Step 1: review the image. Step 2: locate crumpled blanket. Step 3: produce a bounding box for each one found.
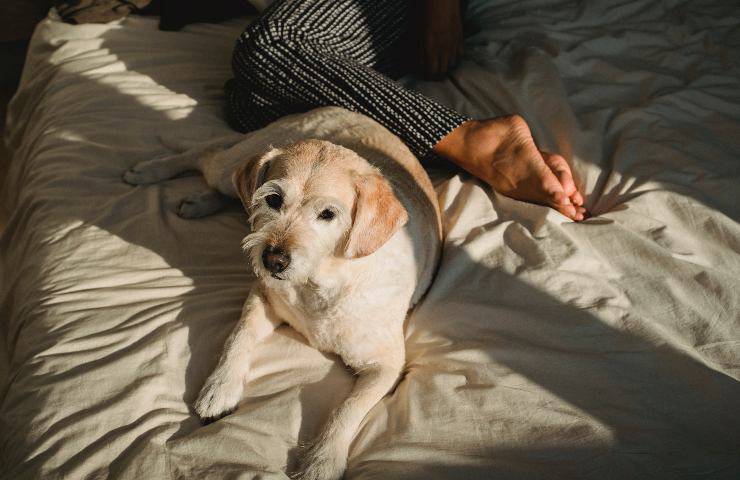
[1,1,739,479]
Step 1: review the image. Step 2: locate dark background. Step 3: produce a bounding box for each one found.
[0,1,255,229]
[0,1,53,231]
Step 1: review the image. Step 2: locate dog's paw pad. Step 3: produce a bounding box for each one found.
[177,197,212,219]
[177,199,199,218]
[123,166,156,185]
[122,168,141,185]
[193,377,244,421]
[199,407,236,425]
[177,192,225,219]
[294,442,347,480]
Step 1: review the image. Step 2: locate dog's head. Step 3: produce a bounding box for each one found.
[233,139,408,283]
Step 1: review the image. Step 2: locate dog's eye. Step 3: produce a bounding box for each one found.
[265,194,282,210]
[318,209,335,221]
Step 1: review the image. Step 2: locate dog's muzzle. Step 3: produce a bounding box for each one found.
[262,246,291,276]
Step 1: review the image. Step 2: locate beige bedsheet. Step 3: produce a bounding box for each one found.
[2,1,739,478]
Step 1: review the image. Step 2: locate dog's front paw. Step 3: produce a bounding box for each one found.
[294,439,348,480]
[193,373,245,422]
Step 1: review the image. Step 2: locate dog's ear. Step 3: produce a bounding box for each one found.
[344,172,408,259]
[232,148,281,211]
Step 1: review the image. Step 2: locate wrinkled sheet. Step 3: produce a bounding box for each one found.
[2,1,739,478]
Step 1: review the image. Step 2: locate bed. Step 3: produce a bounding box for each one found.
[1,1,739,478]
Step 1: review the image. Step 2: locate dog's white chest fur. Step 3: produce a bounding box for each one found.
[267,276,351,352]
[265,236,416,359]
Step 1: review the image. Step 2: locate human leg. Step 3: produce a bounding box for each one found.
[226,0,468,160]
[227,0,588,220]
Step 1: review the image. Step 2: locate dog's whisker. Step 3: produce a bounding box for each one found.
[253,182,282,200]
[247,209,265,226]
[240,234,261,253]
[249,250,263,275]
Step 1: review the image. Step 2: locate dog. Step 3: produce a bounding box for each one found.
[123,107,442,480]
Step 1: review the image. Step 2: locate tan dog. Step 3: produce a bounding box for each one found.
[124,107,442,480]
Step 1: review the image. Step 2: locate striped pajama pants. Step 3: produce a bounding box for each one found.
[225,0,469,160]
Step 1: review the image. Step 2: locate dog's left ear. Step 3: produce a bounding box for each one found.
[232,147,281,211]
[344,172,408,259]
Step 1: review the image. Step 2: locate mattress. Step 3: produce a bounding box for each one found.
[1,1,739,478]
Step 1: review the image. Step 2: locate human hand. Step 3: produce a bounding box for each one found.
[434,115,588,221]
[420,0,463,80]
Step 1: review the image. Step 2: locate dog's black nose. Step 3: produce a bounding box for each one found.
[262,246,290,274]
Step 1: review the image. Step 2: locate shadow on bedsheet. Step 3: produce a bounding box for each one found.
[98,8,740,479]
[389,248,740,480]
[6,26,739,480]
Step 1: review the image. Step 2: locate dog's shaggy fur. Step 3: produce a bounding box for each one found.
[124,107,442,480]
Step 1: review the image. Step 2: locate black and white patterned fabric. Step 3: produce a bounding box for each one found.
[226,0,469,160]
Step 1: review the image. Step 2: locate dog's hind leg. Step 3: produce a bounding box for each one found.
[123,133,245,185]
[157,132,244,155]
[296,342,405,480]
[123,151,201,185]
